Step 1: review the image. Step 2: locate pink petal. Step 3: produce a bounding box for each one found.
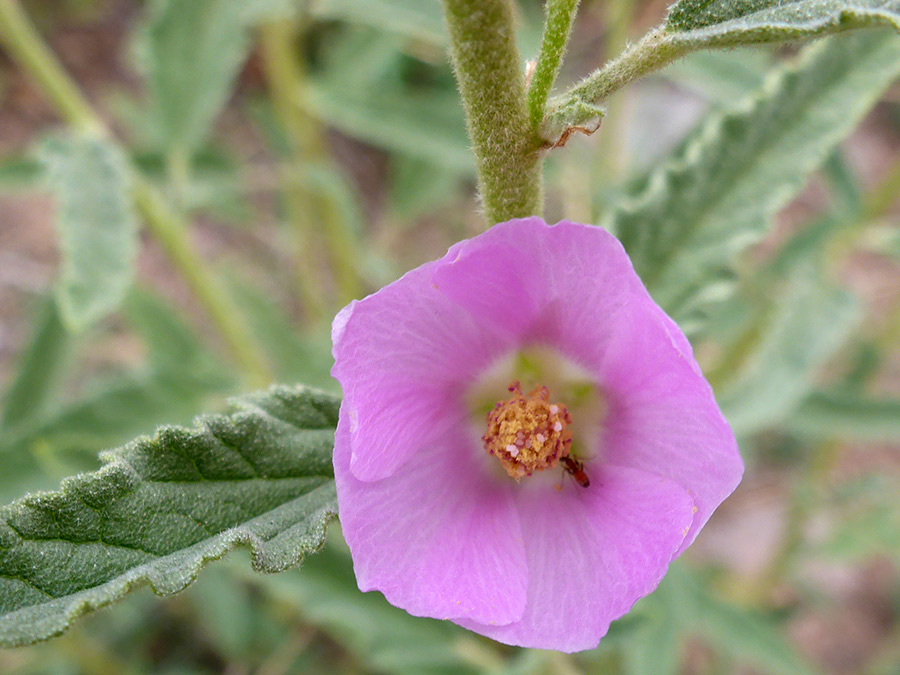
[456,465,695,651]
[598,295,743,552]
[332,255,513,482]
[432,218,741,548]
[333,403,528,625]
[433,218,638,352]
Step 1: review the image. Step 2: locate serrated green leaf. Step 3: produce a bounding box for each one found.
[718,268,861,437]
[0,385,340,647]
[41,135,138,332]
[787,391,900,440]
[667,0,900,46]
[607,30,900,333]
[0,298,70,434]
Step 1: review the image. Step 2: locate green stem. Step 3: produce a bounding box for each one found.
[131,180,272,385]
[260,21,362,311]
[527,0,581,131]
[0,0,272,386]
[545,27,690,137]
[260,21,328,320]
[442,0,543,225]
[0,0,97,133]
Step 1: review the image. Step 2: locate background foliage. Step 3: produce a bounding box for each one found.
[0,0,899,673]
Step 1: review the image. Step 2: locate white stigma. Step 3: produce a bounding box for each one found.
[506,444,519,457]
[550,405,559,414]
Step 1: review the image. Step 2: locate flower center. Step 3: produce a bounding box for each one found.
[482,381,572,480]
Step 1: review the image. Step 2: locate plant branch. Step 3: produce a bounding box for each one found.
[527,0,581,131]
[0,0,272,386]
[544,27,690,142]
[442,0,543,224]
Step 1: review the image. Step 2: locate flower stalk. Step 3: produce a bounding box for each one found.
[442,0,543,224]
[527,0,582,131]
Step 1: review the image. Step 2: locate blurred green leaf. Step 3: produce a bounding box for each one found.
[310,0,446,45]
[663,47,772,104]
[0,385,340,647]
[0,299,70,435]
[787,391,900,440]
[691,587,816,675]
[621,605,680,675]
[306,79,472,171]
[41,135,138,332]
[636,566,815,675]
[389,156,464,220]
[143,0,278,153]
[822,477,900,564]
[225,275,337,392]
[0,155,43,191]
[123,289,232,389]
[608,30,900,334]
[719,268,861,437]
[666,0,900,47]
[131,146,252,223]
[0,289,235,502]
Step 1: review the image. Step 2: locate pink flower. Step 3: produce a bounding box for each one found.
[331,217,742,652]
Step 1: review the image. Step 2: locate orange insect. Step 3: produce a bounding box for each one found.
[560,456,590,488]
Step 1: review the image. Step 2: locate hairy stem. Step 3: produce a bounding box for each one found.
[0,0,272,386]
[527,0,581,130]
[443,0,543,224]
[545,27,690,139]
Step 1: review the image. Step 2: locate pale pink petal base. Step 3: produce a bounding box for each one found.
[455,465,695,651]
[334,406,529,625]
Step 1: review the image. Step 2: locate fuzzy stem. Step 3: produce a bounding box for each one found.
[442,0,543,225]
[527,0,581,130]
[0,0,272,386]
[546,27,690,133]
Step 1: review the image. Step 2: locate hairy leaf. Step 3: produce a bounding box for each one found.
[606,30,900,333]
[0,385,340,647]
[667,0,900,47]
[42,136,138,332]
